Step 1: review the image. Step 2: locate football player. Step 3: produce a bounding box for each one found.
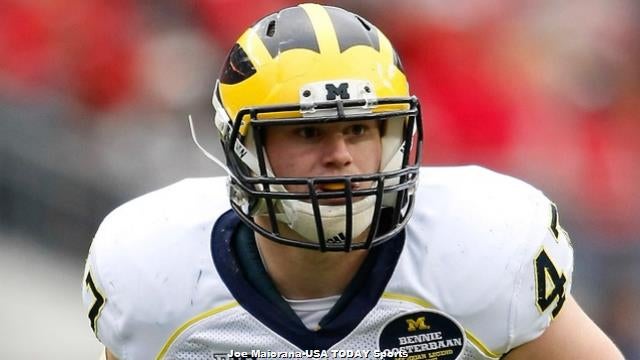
[83,3,622,359]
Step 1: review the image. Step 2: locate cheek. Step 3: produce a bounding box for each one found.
[264,134,287,175]
[355,140,382,171]
[265,146,285,175]
[266,144,312,177]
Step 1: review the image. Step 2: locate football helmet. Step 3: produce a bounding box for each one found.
[213,3,422,251]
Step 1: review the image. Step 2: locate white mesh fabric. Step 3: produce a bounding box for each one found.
[161,299,498,359]
[163,306,300,359]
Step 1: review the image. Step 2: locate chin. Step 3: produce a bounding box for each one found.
[318,196,368,206]
[318,199,348,206]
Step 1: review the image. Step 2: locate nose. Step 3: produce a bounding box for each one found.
[322,134,353,169]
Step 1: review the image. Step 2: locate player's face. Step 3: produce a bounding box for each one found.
[264,120,382,203]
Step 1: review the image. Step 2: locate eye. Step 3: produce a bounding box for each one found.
[296,126,320,139]
[348,124,368,136]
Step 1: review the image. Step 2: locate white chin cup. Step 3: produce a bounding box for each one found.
[275,195,376,244]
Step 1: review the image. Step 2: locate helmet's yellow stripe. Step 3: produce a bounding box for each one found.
[300,3,340,55]
[239,27,272,69]
[377,30,395,66]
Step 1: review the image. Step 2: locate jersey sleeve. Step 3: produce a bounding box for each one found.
[507,195,574,351]
[82,212,128,359]
[81,177,233,360]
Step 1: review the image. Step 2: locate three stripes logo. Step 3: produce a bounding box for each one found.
[326,232,346,244]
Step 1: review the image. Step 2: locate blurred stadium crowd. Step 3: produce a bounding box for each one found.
[1,0,639,358]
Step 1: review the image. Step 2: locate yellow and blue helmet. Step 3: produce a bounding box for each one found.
[213,3,422,251]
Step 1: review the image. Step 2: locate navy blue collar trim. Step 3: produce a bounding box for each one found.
[211,210,405,351]
[232,221,302,324]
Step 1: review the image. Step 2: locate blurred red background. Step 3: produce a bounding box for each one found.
[1,1,638,357]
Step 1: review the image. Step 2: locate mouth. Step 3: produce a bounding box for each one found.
[318,182,348,192]
[313,183,348,205]
[315,182,374,206]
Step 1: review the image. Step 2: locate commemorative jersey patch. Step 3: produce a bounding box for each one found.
[378,310,466,360]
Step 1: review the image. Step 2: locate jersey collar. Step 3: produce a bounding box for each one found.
[211,209,405,350]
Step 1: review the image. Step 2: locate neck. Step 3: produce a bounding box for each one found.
[255,233,369,300]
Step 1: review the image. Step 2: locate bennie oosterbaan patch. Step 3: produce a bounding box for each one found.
[378,310,466,360]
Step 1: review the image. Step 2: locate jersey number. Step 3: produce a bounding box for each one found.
[85,271,105,334]
[534,249,566,317]
[549,203,572,246]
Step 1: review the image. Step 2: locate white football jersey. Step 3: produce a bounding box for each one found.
[82,166,573,360]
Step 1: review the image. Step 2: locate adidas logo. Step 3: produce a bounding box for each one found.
[326,232,346,244]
